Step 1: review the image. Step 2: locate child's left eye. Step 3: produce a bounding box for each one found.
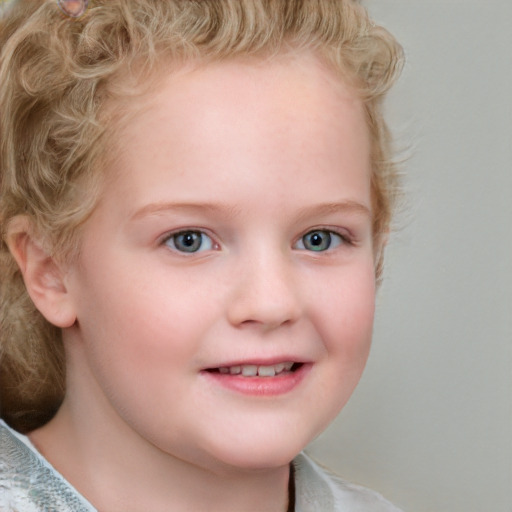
[295,229,346,252]
[163,230,214,253]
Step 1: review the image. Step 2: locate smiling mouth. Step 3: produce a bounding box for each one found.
[206,362,303,378]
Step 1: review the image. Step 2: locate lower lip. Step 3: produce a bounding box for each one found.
[202,364,311,396]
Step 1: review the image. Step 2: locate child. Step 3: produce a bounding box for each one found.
[0,0,403,510]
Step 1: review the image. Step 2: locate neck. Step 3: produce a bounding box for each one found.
[29,397,291,512]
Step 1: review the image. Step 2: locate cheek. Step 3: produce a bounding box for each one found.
[314,264,376,351]
[77,284,191,367]
[297,266,376,440]
[70,255,222,400]
[70,270,200,424]
[312,266,376,412]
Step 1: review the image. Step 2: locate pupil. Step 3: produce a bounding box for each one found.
[305,230,330,251]
[311,233,323,246]
[183,233,195,246]
[174,231,201,252]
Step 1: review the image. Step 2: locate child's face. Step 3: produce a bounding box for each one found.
[63,53,376,472]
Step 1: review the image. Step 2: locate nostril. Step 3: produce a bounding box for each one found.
[237,315,297,331]
[226,265,301,330]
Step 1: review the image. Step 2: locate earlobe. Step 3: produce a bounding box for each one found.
[6,216,77,328]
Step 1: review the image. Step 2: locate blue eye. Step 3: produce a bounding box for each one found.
[164,231,214,253]
[296,230,344,252]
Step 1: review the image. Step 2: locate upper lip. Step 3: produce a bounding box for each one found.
[204,357,308,369]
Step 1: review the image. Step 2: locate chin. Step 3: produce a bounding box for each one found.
[216,448,299,472]
[201,428,314,472]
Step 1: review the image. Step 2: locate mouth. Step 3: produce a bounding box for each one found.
[202,361,310,396]
[205,362,304,378]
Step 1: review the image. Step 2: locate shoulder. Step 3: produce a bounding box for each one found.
[0,420,96,512]
[293,452,403,512]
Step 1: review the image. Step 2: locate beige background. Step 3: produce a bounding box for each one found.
[307,1,512,511]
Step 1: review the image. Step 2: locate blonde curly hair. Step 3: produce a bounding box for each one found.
[0,0,403,432]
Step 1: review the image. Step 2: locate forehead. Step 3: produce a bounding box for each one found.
[102,52,371,214]
[112,50,366,143]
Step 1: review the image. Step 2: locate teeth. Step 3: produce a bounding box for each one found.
[241,365,258,377]
[218,362,296,377]
[274,363,285,373]
[258,365,276,377]
[229,365,241,375]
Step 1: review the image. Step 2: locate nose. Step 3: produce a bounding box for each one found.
[226,251,302,331]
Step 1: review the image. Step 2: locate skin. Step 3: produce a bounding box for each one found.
[11,52,377,511]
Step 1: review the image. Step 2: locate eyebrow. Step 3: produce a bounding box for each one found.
[130,200,371,221]
[130,201,243,221]
[294,201,372,222]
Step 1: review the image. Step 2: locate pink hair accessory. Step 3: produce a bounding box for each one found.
[57,0,89,18]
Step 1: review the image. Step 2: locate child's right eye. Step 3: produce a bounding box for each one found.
[163,230,215,253]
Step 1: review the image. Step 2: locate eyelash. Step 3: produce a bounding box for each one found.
[294,228,353,252]
[162,230,217,254]
[161,227,353,255]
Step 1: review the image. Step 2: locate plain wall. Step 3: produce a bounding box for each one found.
[307,2,512,511]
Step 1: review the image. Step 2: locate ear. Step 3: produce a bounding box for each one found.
[6,216,76,328]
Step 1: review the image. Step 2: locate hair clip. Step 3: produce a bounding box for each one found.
[57,0,89,18]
